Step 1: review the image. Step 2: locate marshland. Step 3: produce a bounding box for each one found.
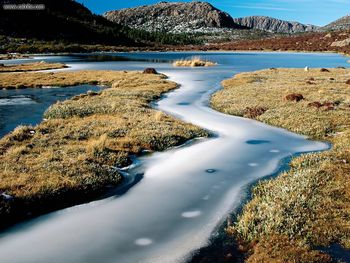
[0,52,348,263]
[214,68,350,262]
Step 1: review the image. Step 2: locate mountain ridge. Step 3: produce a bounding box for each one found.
[232,16,318,34]
[104,2,319,34]
[321,14,350,31]
[104,1,244,34]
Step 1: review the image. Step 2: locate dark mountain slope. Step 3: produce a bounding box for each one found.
[0,0,136,45]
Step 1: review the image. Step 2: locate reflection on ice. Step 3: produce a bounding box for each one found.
[0,95,36,106]
[246,139,270,145]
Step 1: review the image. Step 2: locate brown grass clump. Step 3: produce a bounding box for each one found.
[173,57,216,67]
[212,68,350,261]
[243,106,268,119]
[0,70,208,227]
[285,93,304,102]
[307,101,323,108]
[0,61,67,73]
[306,80,315,85]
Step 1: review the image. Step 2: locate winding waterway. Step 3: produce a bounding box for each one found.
[0,52,348,263]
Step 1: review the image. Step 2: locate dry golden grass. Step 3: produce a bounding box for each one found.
[0,70,208,226]
[0,54,31,60]
[244,235,332,263]
[0,61,67,73]
[212,68,350,261]
[0,70,145,89]
[173,56,216,67]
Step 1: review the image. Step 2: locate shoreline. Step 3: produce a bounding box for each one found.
[189,145,334,262]
[1,30,350,58]
[0,61,68,73]
[0,69,208,229]
[207,67,350,262]
[0,49,346,58]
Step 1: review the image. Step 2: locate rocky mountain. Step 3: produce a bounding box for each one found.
[321,14,350,31]
[233,16,318,34]
[104,1,243,34]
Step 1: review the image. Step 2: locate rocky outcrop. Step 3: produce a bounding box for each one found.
[331,37,350,47]
[104,1,242,33]
[321,15,350,31]
[233,16,318,34]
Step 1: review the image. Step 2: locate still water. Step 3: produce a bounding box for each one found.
[0,52,348,263]
[0,85,102,137]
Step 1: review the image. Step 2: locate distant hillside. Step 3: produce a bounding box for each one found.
[0,0,139,45]
[104,1,244,34]
[199,31,350,55]
[233,16,318,34]
[0,0,199,47]
[321,15,350,31]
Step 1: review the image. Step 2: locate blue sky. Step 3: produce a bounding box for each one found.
[77,0,349,26]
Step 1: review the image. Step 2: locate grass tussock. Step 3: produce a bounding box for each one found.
[212,68,350,261]
[0,70,208,226]
[173,56,216,67]
[0,61,67,73]
[0,70,155,89]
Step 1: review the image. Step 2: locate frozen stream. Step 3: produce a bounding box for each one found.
[0,52,348,263]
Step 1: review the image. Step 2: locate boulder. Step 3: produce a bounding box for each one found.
[143,68,158,74]
[331,37,350,47]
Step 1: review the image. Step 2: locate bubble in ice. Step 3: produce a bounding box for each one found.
[270,149,280,153]
[248,163,259,167]
[135,238,153,246]
[182,210,202,218]
[202,195,210,201]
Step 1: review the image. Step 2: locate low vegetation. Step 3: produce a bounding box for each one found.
[0,62,67,72]
[0,70,208,227]
[212,68,350,262]
[0,70,161,89]
[205,30,350,54]
[0,53,31,60]
[173,57,216,67]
